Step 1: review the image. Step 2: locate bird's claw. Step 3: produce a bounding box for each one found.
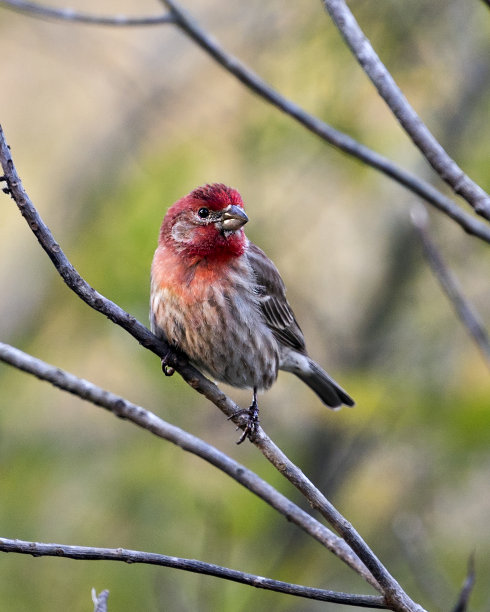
[161,352,175,377]
[229,398,260,445]
[0,175,11,195]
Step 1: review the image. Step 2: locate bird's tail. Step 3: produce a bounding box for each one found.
[296,358,354,409]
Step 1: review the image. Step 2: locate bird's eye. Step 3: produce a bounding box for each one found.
[198,207,210,219]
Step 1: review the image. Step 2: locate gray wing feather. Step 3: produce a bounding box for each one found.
[247,243,306,353]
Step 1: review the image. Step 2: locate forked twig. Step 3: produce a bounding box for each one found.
[92,589,109,612]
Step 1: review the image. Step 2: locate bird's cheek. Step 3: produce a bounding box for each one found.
[171,219,194,244]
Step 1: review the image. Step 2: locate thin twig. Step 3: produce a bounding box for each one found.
[0,341,378,590]
[0,0,175,26]
[0,126,424,612]
[322,0,490,219]
[0,538,386,608]
[92,589,109,612]
[158,0,490,244]
[411,205,490,364]
[451,554,475,612]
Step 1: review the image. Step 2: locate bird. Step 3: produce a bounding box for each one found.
[150,183,354,442]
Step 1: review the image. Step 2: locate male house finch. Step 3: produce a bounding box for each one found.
[151,183,354,442]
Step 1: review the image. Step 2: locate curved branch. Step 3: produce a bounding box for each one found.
[0,341,378,590]
[159,0,490,244]
[411,206,490,364]
[322,0,490,219]
[0,0,175,26]
[0,125,424,612]
[0,538,386,608]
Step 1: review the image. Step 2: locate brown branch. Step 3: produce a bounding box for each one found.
[0,125,425,612]
[0,340,377,589]
[411,205,490,365]
[0,0,175,26]
[159,0,490,244]
[322,0,490,219]
[0,538,386,608]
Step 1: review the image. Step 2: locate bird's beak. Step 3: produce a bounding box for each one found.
[221,205,249,231]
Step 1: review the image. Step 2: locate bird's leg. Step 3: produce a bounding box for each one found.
[230,387,260,445]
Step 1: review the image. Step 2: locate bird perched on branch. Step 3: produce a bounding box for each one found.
[150,183,354,442]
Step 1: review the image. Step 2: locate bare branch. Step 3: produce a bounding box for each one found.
[159,0,490,244]
[0,538,386,608]
[0,0,174,26]
[451,555,475,612]
[0,126,424,612]
[0,340,378,589]
[411,205,490,365]
[92,589,109,612]
[322,0,490,219]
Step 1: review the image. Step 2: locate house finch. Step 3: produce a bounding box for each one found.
[151,183,354,442]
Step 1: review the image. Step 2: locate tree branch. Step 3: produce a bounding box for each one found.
[0,125,424,612]
[0,538,386,608]
[0,0,175,26]
[322,0,490,219]
[411,205,490,365]
[0,340,378,590]
[159,0,490,244]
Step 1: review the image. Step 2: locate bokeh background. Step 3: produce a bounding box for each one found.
[0,1,489,610]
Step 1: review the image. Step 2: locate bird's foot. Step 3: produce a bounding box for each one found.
[229,391,260,445]
[0,175,11,195]
[161,351,175,377]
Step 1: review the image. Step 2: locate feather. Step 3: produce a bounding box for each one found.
[247,243,306,352]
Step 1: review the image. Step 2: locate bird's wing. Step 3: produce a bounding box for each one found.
[247,242,306,353]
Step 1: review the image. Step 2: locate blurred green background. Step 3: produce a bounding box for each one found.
[0,1,489,610]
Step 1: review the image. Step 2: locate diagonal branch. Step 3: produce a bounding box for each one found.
[411,205,490,365]
[0,0,175,26]
[322,0,490,219]
[0,125,424,612]
[0,538,386,608]
[159,0,490,244]
[0,341,378,590]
